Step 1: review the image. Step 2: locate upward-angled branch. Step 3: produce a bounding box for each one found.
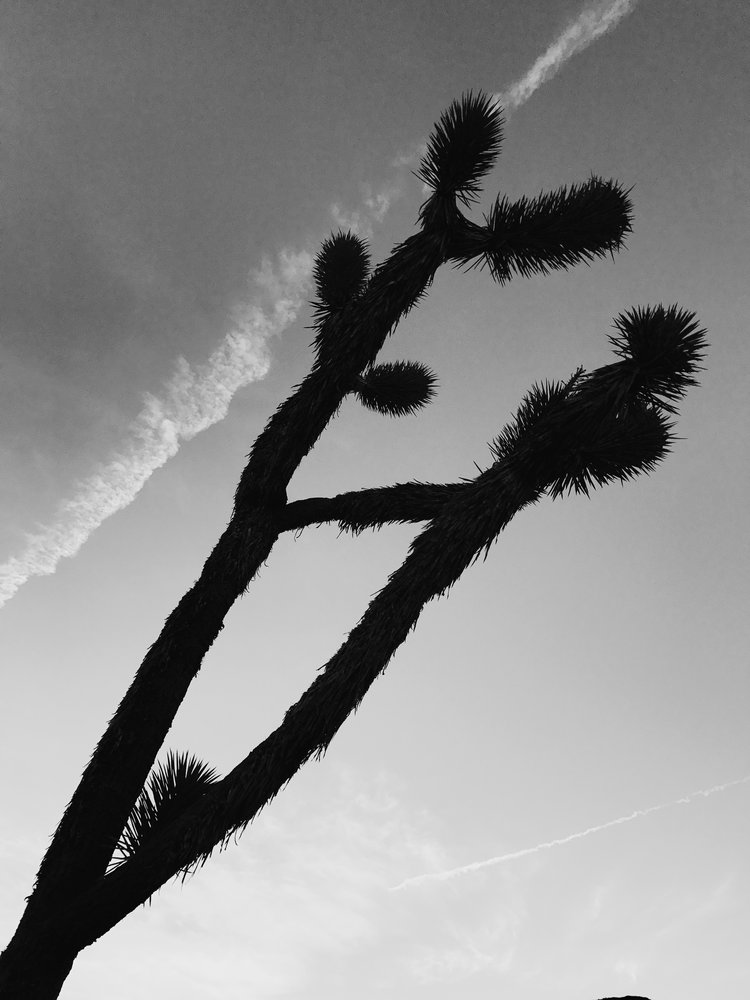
[29,163,450,909]
[3,91,658,1000]
[31,92,633,907]
[52,306,705,947]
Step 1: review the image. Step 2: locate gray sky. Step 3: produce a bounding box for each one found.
[1,1,749,997]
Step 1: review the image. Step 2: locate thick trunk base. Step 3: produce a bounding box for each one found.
[0,929,78,1000]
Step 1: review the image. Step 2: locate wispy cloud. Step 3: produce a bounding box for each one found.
[613,956,641,987]
[492,0,640,115]
[391,775,750,890]
[0,249,313,608]
[408,909,520,984]
[59,765,445,999]
[331,181,404,239]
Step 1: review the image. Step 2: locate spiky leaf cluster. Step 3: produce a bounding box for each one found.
[492,377,674,499]
[607,304,708,413]
[311,231,371,320]
[355,360,437,416]
[547,402,673,498]
[109,751,218,872]
[489,373,582,463]
[416,91,504,210]
[488,303,700,499]
[479,177,633,284]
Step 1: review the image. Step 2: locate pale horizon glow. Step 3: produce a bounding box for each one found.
[391,775,750,891]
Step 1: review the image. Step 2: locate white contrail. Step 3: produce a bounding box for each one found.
[0,249,313,608]
[493,0,640,115]
[391,775,750,891]
[390,0,641,180]
[1,0,638,608]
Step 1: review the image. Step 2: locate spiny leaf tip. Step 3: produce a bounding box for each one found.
[312,230,371,314]
[417,90,504,208]
[355,360,438,416]
[479,176,633,284]
[609,304,708,412]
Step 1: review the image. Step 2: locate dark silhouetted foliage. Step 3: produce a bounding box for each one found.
[0,90,706,1000]
[355,360,438,416]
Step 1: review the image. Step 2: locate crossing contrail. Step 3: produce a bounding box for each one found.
[390,775,750,891]
[0,0,640,608]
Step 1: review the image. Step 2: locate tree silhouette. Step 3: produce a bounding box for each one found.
[0,92,705,998]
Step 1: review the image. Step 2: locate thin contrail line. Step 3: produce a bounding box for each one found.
[390,775,750,891]
[0,0,640,608]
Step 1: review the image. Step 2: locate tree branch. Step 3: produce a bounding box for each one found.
[63,457,543,946]
[278,482,471,534]
[63,344,680,943]
[30,223,452,905]
[27,100,633,921]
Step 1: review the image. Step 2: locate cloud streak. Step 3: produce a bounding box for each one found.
[391,775,750,890]
[492,0,640,114]
[0,249,313,608]
[331,181,404,240]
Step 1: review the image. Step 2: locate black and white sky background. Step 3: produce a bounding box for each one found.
[1,1,749,997]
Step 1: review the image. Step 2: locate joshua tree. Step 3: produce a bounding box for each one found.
[0,92,705,998]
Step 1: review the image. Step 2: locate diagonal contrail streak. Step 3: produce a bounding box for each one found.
[390,775,750,891]
[0,0,641,608]
[493,0,640,115]
[0,250,313,608]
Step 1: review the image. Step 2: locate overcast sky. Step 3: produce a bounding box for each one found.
[1,1,748,997]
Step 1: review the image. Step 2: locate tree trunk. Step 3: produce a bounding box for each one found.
[0,922,79,1000]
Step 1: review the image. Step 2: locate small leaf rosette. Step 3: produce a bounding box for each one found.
[110,750,218,871]
[608,304,708,413]
[355,360,437,416]
[312,230,371,318]
[416,90,505,208]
